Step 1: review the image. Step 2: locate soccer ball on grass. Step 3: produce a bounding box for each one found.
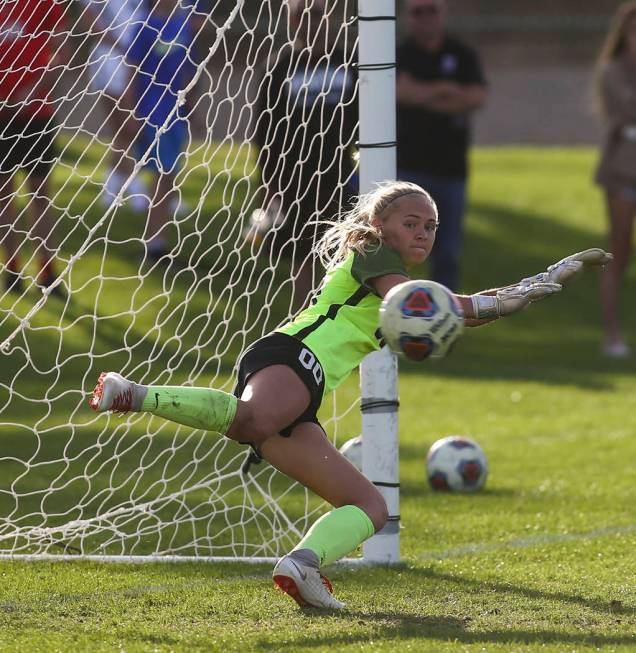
[426,436,488,492]
[380,280,464,361]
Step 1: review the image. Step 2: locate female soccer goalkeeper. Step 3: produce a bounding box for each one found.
[89,181,611,609]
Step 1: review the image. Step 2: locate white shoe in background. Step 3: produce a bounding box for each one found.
[602,340,631,358]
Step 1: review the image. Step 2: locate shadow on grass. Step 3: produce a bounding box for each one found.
[412,566,636,616]
[254,563,635,649]
[258,615,636,649]
[403,347,628,391]
[253,560,635,648]
[3,559,633,649]
[465,199,606,283]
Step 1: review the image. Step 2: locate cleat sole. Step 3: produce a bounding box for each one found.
[273,572,338,609]
[89,372,107,411]
[273,575,311,608]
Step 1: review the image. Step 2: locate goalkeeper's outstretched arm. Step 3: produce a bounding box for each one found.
[455,281,562,327]
[370,274,562,327]
[456,248,613,327]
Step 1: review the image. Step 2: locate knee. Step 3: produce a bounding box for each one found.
[358,492,388,533]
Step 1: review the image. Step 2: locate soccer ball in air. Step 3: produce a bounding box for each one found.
[426,436,488,492]
[339,435,362,471]
[379,280,464,361]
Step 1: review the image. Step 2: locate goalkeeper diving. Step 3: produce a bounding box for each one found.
[89,181,611,610]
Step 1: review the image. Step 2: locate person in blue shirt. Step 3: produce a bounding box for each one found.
[127,0,197,262]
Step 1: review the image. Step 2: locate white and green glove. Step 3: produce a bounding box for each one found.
[520,248,613,287]
[471,282,562,319]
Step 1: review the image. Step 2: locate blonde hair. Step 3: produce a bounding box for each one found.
[593,1,636,116]
[316,180,437,269]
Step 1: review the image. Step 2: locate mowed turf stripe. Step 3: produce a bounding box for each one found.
[419,524,636,560]
[0,570,272,612]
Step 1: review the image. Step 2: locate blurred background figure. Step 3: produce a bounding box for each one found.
[127,0,197,263]
[0,0,66,295]
[79,0,148,210]
[593,0,636,359]
[252,0,357,310]
[396,0,487,291]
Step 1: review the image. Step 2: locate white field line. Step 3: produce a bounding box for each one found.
[2,525,634,610]
[418,524,636,561]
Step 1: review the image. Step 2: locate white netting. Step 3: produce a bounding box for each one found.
[0,0,359,558]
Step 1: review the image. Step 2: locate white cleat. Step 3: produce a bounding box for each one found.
[88,372,137,413]
[272,555,345,610]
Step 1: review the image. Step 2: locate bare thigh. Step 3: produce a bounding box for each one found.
[226,364,311,444]
[260,422,387,531]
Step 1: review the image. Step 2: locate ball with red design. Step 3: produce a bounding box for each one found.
[426,436,488,492]
[379,280,464,361]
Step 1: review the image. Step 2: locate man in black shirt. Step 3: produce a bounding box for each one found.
[253,0,357,309]
[397,0,487,291]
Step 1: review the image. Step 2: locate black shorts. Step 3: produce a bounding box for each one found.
[0,116,57,176]
[234,332,325,437]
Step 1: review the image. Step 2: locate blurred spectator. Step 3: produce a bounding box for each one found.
[396,0,487,291]
[593,1,636,358]
[252,0,357,310]
[127,0,197,262]
[0,0,66,294]
[78,0,148,209]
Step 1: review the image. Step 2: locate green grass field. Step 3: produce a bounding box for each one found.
[0,147,635,652]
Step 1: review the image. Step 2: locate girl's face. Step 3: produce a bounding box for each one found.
[375,194,438,268]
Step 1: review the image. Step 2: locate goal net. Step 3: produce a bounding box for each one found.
[0,0,370,560]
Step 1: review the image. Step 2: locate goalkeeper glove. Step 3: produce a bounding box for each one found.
[520,248,613,287]
[471,282,562,319]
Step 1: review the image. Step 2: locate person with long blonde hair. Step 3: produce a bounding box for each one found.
[593,1,636,357]
[88,181,609,609]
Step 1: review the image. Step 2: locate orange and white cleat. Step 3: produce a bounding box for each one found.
[273,555,344,609]
[89,372,139,413]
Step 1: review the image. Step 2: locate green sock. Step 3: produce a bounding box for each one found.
[141,386,237,434]
[293,505,375,567]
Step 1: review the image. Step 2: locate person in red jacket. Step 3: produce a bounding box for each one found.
[0,0,66,295]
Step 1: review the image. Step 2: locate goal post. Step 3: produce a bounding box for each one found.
[358,0,400,564]
[0,0,399,564]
